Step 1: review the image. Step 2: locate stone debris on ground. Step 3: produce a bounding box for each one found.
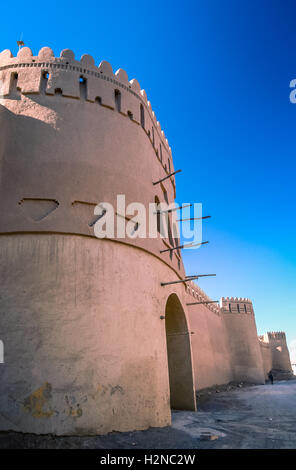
[200,433,219,441]
[196,381,253,403]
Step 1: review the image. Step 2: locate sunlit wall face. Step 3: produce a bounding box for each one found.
[0,0,294,379]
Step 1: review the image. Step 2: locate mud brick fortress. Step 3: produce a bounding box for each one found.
[0,46,293,436]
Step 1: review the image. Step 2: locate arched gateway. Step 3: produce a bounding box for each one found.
[165,294,196,411]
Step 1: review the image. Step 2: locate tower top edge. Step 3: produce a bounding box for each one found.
[0,47,172,154]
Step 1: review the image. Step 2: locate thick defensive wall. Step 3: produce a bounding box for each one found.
[0,45,292,436]
[0,46,197,435]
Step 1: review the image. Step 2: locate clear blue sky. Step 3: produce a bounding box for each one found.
[1,0,295,357]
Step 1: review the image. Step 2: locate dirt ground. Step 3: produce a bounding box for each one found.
[1,379,296,449]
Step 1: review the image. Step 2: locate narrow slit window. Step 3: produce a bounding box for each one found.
[155,196,161,234]
[11,72,20,93]
[79,76,87,99]
[168,216,174,247]
[41,71,49,93]
[140,104,145,128]
[163,190,169,204]
[115,89,121,112]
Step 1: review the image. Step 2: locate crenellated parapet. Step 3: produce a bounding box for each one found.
[0,46,172,170]
[186,281,221,316]
[267,331,287,340]
[258,331,287,345]
[220,296,254,314]
[185,289,256,317]
[264,331,292,372]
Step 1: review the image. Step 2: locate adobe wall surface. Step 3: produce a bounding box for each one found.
[221,299,265,384]
[0,233,197,435]
[259,338,273,379]
[266,332,292,372]
[0,47,179,268]
[186,284,233,390]
[0,46,193,434]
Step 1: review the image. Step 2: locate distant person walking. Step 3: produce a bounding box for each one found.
[268,370,274,385]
